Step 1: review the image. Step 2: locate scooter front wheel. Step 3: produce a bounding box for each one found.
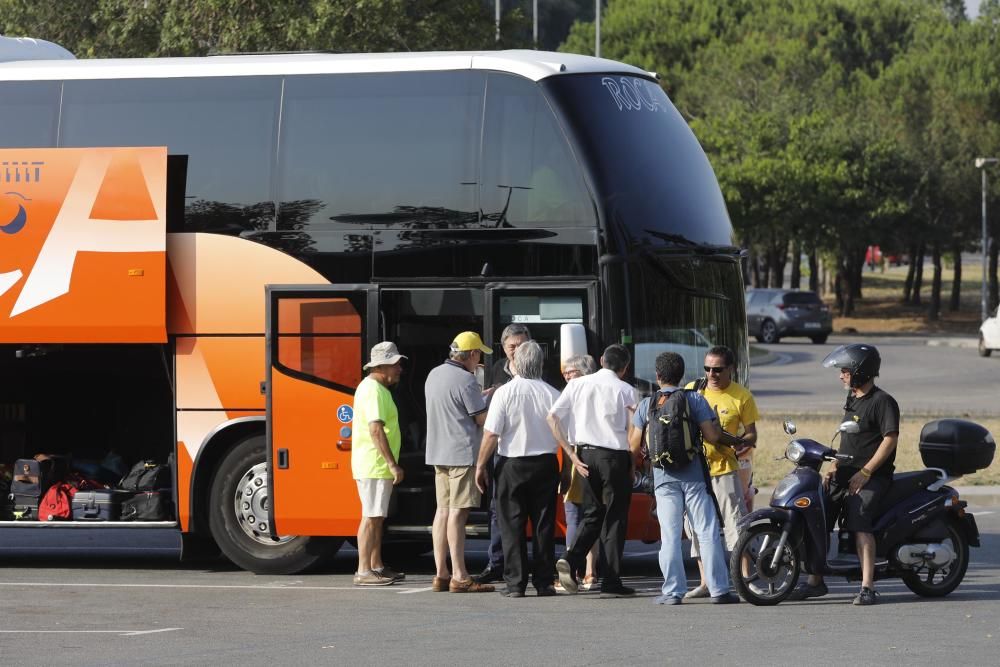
[730,523,801,605]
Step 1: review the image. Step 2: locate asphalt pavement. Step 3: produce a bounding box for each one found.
[0,500,997,666]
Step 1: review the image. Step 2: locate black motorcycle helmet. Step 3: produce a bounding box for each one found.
[822,343,881,388]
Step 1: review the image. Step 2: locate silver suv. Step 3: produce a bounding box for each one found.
[745,288,832,344]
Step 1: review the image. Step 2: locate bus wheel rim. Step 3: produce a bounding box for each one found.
[234,462,294,546]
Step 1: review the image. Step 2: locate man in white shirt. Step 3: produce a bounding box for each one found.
[476,341,573,597]
[547,344,638,598]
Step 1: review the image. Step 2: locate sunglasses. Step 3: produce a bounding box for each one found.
[704,366,728,374]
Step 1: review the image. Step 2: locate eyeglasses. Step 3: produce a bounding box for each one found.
[704,366,727,374]
[563,370,582,380]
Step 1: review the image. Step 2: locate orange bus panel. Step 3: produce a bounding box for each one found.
[0,147,166,343]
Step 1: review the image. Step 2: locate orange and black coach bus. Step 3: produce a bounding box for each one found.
[0,37,748,573]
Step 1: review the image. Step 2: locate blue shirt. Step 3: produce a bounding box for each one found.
[633,387,716,485]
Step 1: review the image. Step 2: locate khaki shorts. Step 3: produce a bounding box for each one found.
[434,465,480,509]
[687,471,748,556]
[355,478,393,518]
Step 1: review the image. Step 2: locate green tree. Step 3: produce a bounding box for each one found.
[0,0,529,57]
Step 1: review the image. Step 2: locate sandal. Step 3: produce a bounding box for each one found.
[580,575,597,591]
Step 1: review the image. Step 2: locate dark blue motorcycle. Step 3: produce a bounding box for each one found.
[730,418,994,605]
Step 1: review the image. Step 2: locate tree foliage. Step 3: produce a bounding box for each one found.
[562,0,1000,316]
[0,0,530,56]
[3,0,1000,315]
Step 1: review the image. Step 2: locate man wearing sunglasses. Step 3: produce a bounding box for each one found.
[682,345,759,599]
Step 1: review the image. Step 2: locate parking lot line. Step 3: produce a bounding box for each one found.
[0,581,397,592]
[397,586,433,594]
[0,628,182,636]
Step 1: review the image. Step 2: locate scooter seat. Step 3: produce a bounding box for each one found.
[876,469,941,515]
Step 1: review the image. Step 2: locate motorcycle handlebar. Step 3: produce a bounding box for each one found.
[827,453,854,462]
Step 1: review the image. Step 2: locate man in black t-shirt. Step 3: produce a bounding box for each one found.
[788,343,899,606]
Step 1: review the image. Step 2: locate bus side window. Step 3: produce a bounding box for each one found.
[481,73,594,229]
[0,81,60,148]
[59,76,280,235]
[277,71,484,231]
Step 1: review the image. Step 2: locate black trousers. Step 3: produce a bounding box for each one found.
[496,453,559,592]
[565,447,632,589]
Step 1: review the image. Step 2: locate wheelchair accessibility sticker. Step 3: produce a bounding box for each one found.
[337,404,353,423]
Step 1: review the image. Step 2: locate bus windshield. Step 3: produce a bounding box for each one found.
[627,254,748,389]
[543,73,734,249]
[543,73,747,388]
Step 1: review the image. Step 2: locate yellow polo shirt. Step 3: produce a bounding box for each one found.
[684,380,759,477]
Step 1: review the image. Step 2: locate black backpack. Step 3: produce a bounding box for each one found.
[119,461,171,492]
[644,389,702,470]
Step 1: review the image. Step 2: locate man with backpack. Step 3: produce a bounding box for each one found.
[630,351,740,605]
[682,345,758,599]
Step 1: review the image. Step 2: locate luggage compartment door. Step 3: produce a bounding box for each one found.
[0,147,168,343]
[265,285,375,536]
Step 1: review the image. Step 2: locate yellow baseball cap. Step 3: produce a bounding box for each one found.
[451,331,493,354]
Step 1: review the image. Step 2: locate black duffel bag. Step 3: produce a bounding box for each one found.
[120,491,174,521]
[119,461,171,492]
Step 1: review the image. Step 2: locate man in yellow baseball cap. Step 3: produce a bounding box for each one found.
[424,330,495,593]
[451,331,493,355]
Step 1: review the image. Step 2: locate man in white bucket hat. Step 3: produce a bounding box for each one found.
[352,341,406,586]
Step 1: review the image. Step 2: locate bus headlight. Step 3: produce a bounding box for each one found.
[785,441,806,463]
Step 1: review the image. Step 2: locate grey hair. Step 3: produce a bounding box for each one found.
[449,349,476,362]
[500,323,532,346]
[564,354,597,375]
[512,341,544,380]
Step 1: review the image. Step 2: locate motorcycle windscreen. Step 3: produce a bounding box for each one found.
[0,147,167,343]
[267,288,369,536]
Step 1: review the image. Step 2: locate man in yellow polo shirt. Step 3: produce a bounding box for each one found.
[352,341,406,587]
[683,345,759,598]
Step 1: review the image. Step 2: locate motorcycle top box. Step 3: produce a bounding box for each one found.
[919,419,996,475]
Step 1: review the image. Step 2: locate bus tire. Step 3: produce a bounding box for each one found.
[208,434,343,574]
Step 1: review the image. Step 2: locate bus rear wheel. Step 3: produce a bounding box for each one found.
[208,434,342,574]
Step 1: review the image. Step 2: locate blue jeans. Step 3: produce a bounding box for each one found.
[564,501,583,552]
[654,477,731,599]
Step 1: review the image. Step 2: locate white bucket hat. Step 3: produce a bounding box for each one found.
[363,341,407,370]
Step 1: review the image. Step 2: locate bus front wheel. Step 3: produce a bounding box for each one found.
[208,434,342,574]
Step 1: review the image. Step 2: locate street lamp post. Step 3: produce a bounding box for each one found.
[533,0,538,49]
[975,157,999,322]
[595,0,601,58]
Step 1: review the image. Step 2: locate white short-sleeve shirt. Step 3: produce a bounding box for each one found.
[484,377,561,457]
[548,368,637,451]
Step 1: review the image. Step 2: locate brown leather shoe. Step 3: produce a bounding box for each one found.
[449,578,495,593]
[431,576,451,592]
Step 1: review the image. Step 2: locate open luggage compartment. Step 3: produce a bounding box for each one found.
[0,343,175,525]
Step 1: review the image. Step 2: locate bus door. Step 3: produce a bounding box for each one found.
[485,282,659,541]
[484,282,598,385]
[265,285,376,536]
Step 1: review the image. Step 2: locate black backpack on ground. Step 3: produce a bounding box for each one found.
[644,389,702,470]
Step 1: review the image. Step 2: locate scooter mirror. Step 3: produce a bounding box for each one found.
[838,420,861,434]
[783,420,797,435]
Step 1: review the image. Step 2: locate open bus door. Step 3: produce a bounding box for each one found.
[265,285,376,537]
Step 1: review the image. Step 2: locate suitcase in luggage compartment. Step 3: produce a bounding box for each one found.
[119,461,172,492]
[71,489,130,521]
[11,457,55,498]
[10,493,39,520]
[120,491,174,521]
